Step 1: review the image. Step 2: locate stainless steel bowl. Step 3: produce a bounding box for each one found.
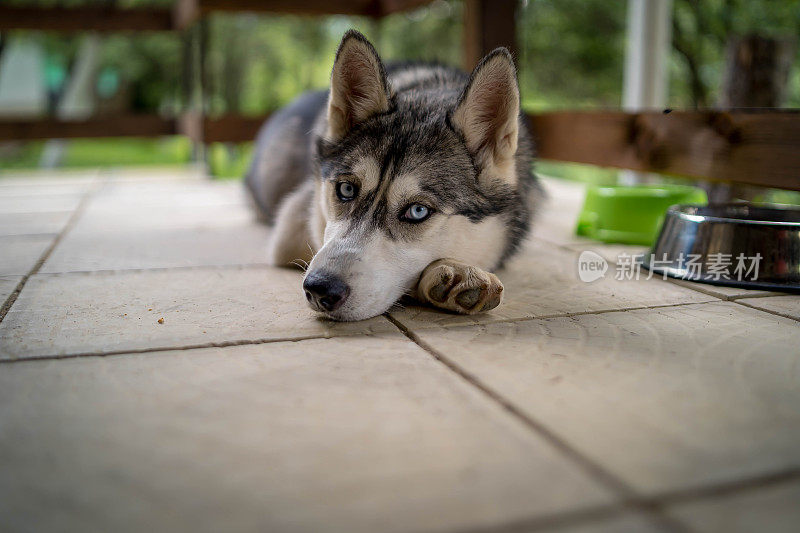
[642,203,800,292]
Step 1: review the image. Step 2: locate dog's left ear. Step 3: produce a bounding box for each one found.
[451,48,520,183]
[326,30,391,141]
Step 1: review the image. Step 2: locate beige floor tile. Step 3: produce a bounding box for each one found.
[532,177,587,246]
[41,223,273,272]
[75,201,258,233]
[0,276,22,303]
[564,242,650,266]
[0,193,84,214]
[0,235,53,275]
[0,169,102,186]
[106,164,205,182]
[0,182,94,197]
[563,244,782,300]
[665,278,782,300]
[667,480,800,533]
[0,211,72,236]
[0,336,614,533]
[536,512,664,533]
[0,173,92,217]
[0,267,395,360]
[390,239,712,329]
[40,183,265,272]
[92,179,246,209]
[406,302,800,495]
[738,295,800,321]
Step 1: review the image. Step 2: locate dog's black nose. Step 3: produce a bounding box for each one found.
[303,271,350,312]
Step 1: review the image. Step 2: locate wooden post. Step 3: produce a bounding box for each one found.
[198,17,210,169]
[620,0,672,185]
[462,0,517,71]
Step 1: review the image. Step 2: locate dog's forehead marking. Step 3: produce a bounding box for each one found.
[386,172,423,202]
[351,156,380,192]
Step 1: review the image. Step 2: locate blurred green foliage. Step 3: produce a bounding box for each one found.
[518,0,626,110]
[204,4,463,116]
[671,0,800,108]
[208,142,253,179]
[536,161,620,187]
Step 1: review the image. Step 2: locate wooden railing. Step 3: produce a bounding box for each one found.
[3,111,797,191]
[527,110,800,191]
[1,1,798,191]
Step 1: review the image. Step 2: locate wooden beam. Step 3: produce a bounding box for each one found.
[177,114,269,144]
[0,6,174,32]
[463,0,517,71]
[528,110,800,191]
[378,0,438,16]
[0,0,438,32]
[0,114,267,144]
[203,115,270,143]
[0,116,176,141]
[196,0,435,17]
[197,0,378,17]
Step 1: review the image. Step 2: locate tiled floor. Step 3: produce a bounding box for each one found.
[1,168,798,533]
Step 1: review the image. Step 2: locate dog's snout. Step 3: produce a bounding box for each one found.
[303,271,350,313]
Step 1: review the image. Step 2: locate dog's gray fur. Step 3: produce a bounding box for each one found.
[246,30,541,321]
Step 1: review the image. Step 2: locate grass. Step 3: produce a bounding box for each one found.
[0,138,256,180]
[63,137,192,167]
[0,137,192,172]
[536,160,619,186]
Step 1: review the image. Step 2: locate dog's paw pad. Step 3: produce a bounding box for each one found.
[455,287,482,310]
[418,260,503,315]
[480,285,503,312]
[428,271,461,303]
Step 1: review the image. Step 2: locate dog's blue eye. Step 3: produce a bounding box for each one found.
[336,181,357,201]
[402,203,431,222]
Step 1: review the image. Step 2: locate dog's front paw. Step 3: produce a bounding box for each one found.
[416,259,503,315]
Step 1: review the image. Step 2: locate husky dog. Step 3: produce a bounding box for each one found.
[246,30,540,321]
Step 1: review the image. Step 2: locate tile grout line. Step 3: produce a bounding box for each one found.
[444,502,634,533]
[0,301,718,364]
[0,232,60,240]
[646,466,800,506]
[384,314,693,533]
[0,330,382,364]
[452,466,800,533]
[0,174,105,325]
[533,236,791,303]
[728,292,790,301]
[389,299,721,333]
[732,299,800,323]
[6,312,796,530]
[32,262,284,277]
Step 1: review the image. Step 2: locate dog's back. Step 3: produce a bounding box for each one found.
[245,89,328,222]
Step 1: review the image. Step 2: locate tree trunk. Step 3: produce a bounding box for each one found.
[708,34,795,203]
[720,34,794,108]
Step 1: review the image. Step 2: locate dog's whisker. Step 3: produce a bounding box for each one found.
[290,259,309,272]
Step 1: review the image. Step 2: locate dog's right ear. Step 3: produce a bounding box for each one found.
[326,30,390,141]
[451,48,520,184]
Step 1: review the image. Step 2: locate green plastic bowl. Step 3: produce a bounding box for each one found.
[575,184,708,246]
